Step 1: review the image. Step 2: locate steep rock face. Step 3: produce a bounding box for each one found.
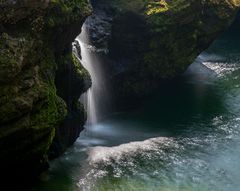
[92,0,240,105]
[0,0,91,176]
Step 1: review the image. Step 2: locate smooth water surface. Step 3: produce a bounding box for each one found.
[33,24,240,191]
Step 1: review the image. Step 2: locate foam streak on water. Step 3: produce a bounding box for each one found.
[77,116,240,191]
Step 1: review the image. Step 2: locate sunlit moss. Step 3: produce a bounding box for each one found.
[230,0,240,6]
[145,0,169,16]
[46,0,91,28]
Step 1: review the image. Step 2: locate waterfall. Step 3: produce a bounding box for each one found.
[74,19,110,126]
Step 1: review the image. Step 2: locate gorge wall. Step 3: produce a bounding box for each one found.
[0,0,91,176]
[0,0,239,178]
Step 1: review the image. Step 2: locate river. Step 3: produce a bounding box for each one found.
[33,21,240,191]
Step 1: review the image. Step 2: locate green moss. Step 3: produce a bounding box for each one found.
[0,33,28,81]
[30,87,67,130]
[58,52,91,85]
[72,53,91,82]
[145,0,169,15]
[46,0,91,28]
[28,42,67,144]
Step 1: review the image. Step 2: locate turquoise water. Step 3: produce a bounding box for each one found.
[33,24,240,191]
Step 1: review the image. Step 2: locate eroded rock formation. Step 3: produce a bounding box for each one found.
[90,0,240,104]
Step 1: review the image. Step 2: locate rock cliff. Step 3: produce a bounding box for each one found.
[90,0,240,105]
[0,0,91,176]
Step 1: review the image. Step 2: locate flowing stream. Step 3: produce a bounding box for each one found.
[33,22,240,191]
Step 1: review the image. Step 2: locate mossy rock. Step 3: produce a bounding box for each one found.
[0,0,91,177]
[96,0,240,103]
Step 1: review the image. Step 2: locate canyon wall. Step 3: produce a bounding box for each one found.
[0,0,91,176]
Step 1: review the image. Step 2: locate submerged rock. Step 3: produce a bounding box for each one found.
[0,0,91,177]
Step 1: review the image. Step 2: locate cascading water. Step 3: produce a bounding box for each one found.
[73,18,110,126]
[33,14,240,191]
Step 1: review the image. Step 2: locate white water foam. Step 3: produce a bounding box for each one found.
[194,52,240,77]
[202,62,240,77]
[87,137,175,165]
